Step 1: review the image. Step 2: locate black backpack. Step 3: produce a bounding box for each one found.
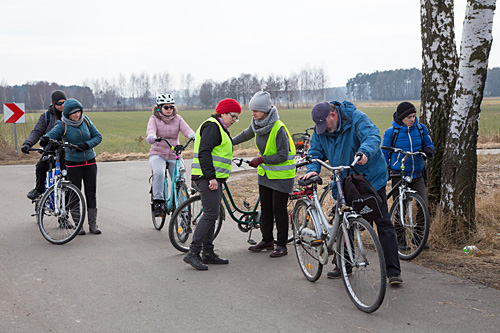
[343,167,383,221]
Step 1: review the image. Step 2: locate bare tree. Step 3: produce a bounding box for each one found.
[421,0,496,236]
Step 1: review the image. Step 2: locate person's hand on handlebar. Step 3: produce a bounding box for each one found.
[299,171,318,180]
[356,152,368,165]
[146,135,157,144]
[21,144,31,154]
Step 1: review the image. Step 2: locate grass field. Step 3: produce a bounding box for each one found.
[2,98,500,157]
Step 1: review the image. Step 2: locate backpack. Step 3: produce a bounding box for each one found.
[343,167,383,221]
[44,111,52,128]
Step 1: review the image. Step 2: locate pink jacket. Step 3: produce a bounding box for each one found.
[147,114,195,160]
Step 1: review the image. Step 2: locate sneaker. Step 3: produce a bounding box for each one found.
[152,201,165,217]
[78,228,86,235]
[27,189,42,200]
[270,245,288,257]
[202,252,229,264]
[248,241,274,252]
[388,275,403,286]
[327,266,352,279]
[183,252,208,270]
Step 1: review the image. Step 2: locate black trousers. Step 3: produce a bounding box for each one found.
[34,153,65,193]
[66,161,98,209]
[189,178,221,255]
[259,185,290,247]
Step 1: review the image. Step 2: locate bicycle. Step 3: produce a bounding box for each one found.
[169,157,294,253]
[291,154,386,313]
[381,146,430,260]
[292,126,314,161]
[149,137,193,230]
[29,139,86,245]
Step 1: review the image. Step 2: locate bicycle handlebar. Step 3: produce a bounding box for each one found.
[381,146,427,159]
[155,137,194,154]
[232,157,251,167]
[296,154,362,172]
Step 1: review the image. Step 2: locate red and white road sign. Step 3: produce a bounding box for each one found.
[3,103,25,123]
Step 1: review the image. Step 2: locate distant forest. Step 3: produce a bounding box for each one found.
[1,67,499,111]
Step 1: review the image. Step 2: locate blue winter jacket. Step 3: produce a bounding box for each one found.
[382,115,434,179]
[45,116,102,162]
[306,101,388,198]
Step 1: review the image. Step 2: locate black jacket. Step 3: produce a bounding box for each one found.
[192,116,232,181]
[23,105,62,147]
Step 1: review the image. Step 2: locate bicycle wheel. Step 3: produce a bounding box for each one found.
[175,182,189,209]
[318,182,334,221]
[390,192,430,260]
[151,188,167,230]
[37,183,86,245]
[337,217,386,313]
[291,199,323,282]
[168,195,224,253]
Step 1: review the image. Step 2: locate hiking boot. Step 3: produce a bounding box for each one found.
[183,252,208,270]
[270,245,288,257]
[202,252,229,264]
[248,241,274,252]
[88,208,101,234]
[389,275,403,286]
[327,266,352,279]
[27,189,42,200]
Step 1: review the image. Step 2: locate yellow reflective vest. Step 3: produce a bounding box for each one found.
[257,120,296,179]
[192,117,233,179]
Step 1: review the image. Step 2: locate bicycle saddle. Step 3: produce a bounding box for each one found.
[298,176,323,186]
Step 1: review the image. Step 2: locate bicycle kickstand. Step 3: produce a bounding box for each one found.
[247,223,257,245]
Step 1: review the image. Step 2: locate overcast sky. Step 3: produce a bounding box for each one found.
[1,0,498,88]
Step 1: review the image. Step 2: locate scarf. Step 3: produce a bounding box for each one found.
[251,106,279,135]
[62,114,83,128]
[158,111,175,124]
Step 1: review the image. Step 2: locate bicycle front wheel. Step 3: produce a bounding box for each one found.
[291,199,323,282]
[390,192,430,260]
[337,217,386,313]
[37,183,86,245]
[168,195,224,253]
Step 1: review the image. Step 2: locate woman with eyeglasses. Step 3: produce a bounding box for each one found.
[146,94,196,217]
[232,91,296,258]
[183,98,241,270]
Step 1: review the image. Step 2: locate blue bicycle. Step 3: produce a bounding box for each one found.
[149,137,194,230]
[29,139,86,244]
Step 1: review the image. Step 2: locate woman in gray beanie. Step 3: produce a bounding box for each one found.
[232,91,296,257]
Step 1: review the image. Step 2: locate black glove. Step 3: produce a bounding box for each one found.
[21,144,30,154]
[78,143,89,151]
[39,136,49,147]
[423,146,434,159]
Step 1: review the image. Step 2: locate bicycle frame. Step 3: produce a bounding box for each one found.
[164,158,186,212]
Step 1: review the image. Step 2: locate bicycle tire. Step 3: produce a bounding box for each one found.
[390,192,430,260]
[318,182,334,221]
[291,199,323,282]
[168,195,224,253]
[337,217,386,313]
[37,183,86,245]
[151,188,167,230]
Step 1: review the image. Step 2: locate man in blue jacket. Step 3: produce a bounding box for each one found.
[302,101,402,285]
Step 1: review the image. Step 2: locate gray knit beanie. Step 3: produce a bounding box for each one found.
[249,91,272,113]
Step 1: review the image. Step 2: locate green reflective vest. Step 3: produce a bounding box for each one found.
[192,117,233,179]
[257,120,296,179]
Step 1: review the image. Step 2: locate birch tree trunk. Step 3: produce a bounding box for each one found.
[440,0,496,234]
[420,0,458,207]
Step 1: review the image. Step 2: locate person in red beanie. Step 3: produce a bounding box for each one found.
[184,98,241,270]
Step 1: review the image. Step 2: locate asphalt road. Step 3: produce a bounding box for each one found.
[1,161,499,332]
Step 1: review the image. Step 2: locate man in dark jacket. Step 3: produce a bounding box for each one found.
[21,90,66,199]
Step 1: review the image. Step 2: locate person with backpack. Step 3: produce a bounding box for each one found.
[382,101,434,248]
[21,90,67,200]
[40,99,102,235]
[146,94,195,217]
[300,101,402,286]
[232,91,296,258]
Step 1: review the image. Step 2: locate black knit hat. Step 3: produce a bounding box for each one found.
[51,90,67,105]
[396,102,416,121]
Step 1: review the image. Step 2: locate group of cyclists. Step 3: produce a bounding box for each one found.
[22,90,434,283]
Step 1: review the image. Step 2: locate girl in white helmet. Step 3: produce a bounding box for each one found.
[146,94,195,216]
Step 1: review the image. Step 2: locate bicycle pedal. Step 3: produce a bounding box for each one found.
[310,240,323,247]
[247,239,257,245]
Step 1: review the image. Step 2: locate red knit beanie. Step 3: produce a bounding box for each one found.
[216,98,241,114]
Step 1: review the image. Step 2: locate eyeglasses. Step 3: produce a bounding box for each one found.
[229,113,239,122]
[55,101,65,106]
[162,105,175,110]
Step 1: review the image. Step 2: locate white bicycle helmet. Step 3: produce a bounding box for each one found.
[156,94,175,105]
